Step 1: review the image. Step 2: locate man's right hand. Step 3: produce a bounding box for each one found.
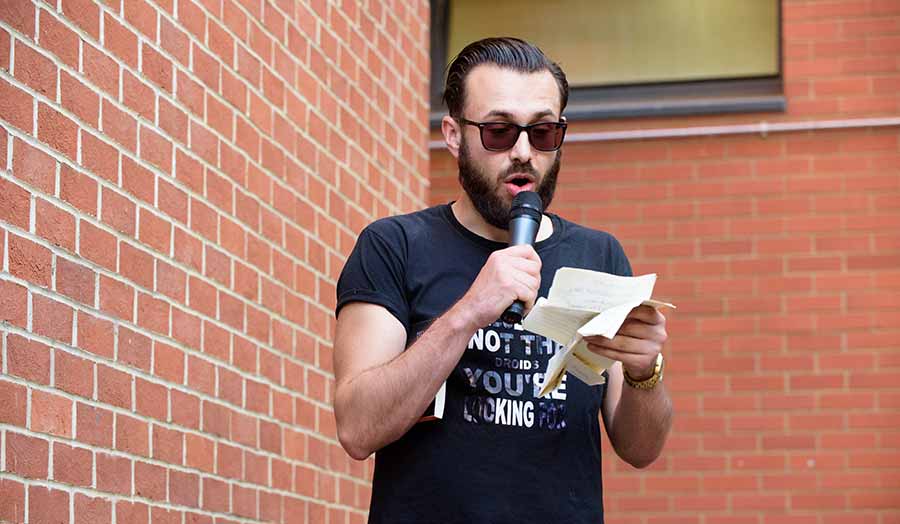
[455,244,542,328]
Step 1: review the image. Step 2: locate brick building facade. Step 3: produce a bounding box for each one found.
[0,0,428,522]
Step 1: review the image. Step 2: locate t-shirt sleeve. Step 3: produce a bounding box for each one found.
[335,222,410,332]
[609,235,633,277]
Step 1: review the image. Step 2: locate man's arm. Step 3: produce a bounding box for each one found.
[589,305,673,468]
[333,245,542,460]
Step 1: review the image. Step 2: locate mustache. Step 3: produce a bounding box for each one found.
[498,161,540,181]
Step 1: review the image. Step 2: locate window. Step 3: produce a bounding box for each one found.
[430,0,784,125]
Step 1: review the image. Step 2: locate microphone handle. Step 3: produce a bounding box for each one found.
[501,215,540,324]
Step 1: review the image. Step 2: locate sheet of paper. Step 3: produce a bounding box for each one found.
[522,298,598,346]
[525,268,675,396]
[547,268,657,312]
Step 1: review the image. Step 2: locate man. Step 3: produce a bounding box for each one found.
[334,37,672,523]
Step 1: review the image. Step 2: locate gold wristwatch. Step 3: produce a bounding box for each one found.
[623,353,665,390]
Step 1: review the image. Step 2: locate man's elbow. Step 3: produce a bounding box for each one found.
[336,415,375,460]
[624,453,660,470]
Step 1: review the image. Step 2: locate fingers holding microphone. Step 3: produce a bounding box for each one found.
[459,244,542,328]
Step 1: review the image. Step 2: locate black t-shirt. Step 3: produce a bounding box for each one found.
[336,203,632,524]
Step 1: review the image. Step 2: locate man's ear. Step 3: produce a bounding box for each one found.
[441,115,461,159]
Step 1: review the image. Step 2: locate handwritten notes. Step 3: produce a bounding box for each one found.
[522,268,675,396]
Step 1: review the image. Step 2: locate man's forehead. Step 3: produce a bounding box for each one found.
[463,64,561,120]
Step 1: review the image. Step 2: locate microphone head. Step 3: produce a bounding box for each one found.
[509,191,542,221]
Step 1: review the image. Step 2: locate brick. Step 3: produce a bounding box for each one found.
[169,469,199,507]
[119,243,154,290]
[74,402,112,448]
[141,42,173,92]
[38,11,76,65]
[202,476,229,512]
[133,378,167,422]
[160,17,189,66]
[185,433,215,473]
[100,188,136,237]
[55,258,95,306]
[136,294,168,337]
[0,279,27,328]
[171,389,200,429]
[159,179,189,227]
[0,478,25,523]
[7,334,50,384]
[80,133,118,184]
[6,432,49,478]
[115,413,149,457]
[217,441,243,480]
[0,177,30,229]
[0,380,27,430]
[158,100,189,149]
[141,126,173,174]
[135,461,167,501]
[97,363,132,409]
[37,103,78,160]
[13,138,56,194]
[188,119,219,165]
[0,29,7,71]
[0,79,30,133]
[169,308,201,352]
[232,484,257,519]
[155,261,186,304]
[102,100,138,153]
[123,0,157,39]
[28,485,69,524]
[117,325,151,372]
[59,165,98,216]
[31,389,72,438]
[73,313,113,360]
[115,501,148,524]
[75,494,112,524]
[97,452,133,496]
[139,208,172,254]
[15,41,57,98]
[30,294,72,343]
[35,199,75,251]
[82,45,119,99]
[200,398,232,442]
[53,442,92,487]
[54,349,94,399]
[116,158,152,208]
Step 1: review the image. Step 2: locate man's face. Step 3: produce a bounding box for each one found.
[454,65,564,229]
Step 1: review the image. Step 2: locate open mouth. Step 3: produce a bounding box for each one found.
[503,174,537,196]
[504,173,536,186]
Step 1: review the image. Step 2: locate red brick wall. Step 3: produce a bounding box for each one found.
[431,1,900,521]
[0,0,428,523]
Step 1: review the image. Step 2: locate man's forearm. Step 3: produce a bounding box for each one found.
[607,383,673,468]
[335,303,478,460]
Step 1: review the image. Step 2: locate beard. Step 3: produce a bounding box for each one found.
[457,134,561,230]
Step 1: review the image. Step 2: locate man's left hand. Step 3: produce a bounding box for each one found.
[584,305,668,380]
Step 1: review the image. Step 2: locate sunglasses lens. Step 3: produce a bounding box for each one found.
[480,123,519,151]
[529,123,565,151]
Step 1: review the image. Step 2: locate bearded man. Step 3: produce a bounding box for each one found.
[333,37,672,523]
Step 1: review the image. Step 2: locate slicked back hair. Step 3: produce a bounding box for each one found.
[442,37,569,119]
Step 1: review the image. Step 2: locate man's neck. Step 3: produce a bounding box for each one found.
[451,194,553,244]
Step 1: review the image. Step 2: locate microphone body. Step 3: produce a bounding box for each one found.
[500,191,543,324]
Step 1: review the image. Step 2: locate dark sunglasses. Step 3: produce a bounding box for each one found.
[459,118,567,152]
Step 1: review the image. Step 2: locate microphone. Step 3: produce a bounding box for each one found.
[500,191,543,324]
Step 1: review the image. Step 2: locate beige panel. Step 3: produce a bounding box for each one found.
[448,0,779,87]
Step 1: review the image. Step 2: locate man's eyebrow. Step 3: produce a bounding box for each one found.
[483,109,556,121]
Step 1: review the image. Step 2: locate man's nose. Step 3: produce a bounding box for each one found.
[509,128,532,163]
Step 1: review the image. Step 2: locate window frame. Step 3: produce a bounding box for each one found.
[429,0,785,127]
